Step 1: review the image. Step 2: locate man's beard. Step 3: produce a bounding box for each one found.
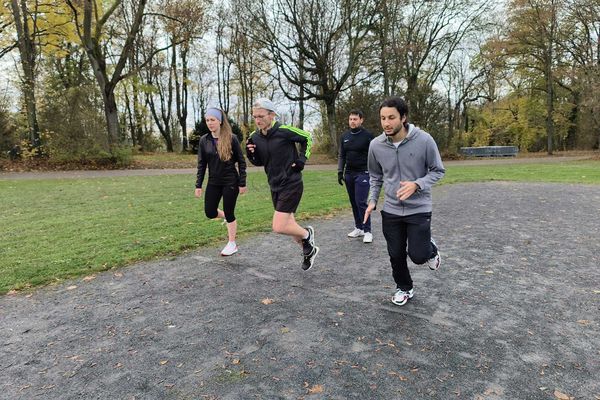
[384,124,403,136]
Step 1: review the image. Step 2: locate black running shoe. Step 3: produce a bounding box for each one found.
[302,225,315,255]
[302,246,319,271]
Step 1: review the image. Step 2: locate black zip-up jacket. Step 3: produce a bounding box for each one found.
[196,134,247,188]
[337,127,374,173]
[246,121,313,192]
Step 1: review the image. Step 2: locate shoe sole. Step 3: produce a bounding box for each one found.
[391,291,414,306]
[391,298,408,306]
[302,246,319,271]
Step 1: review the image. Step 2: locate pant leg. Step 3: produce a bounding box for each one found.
[204,184,223,219]
[221,184,240,223]
[344,172,361,229]
[405,212,437,265]
[381,210,412,291]
[354,171,371,233]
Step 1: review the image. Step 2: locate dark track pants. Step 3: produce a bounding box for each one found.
[344,171,371,233]
[381,210,437,291]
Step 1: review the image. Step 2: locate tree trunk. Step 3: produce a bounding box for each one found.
[565,91,579,149]
[124,88,135,147]
[103,86,120,148]
[325,99,338,155]
[11,0,40,149]
[133,84,144,150]
[545,55,554,155]
[176,43,189,151]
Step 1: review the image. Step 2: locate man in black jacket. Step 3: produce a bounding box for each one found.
[338,109,374,243]
[246,98,319,271]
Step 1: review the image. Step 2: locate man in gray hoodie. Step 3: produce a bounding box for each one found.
[363,97,445,306]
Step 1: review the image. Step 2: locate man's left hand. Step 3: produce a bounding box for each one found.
[396,181,418,200]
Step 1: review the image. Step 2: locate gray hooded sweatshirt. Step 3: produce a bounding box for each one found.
[367,124,445,216]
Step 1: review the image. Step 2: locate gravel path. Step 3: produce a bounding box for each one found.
[1,182,599,399]
[0,155,590,180]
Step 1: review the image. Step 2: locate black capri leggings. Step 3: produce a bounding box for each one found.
[204,184,239,223]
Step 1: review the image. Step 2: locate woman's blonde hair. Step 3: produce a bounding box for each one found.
[210,108,233,161]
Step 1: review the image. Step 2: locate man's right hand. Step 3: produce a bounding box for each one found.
[363,201,375,224]
[246,138,256,153]
[337,171,344,186]
[194,188,203,198]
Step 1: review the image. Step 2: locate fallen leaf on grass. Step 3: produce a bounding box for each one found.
[159,360,169,365]
[484,270,494,274]
[261,298,274,305]
[232,359,240,365]
[83,275,96,282]
[280,327,290,334]
[113,272,123,278]
[577,320,590,325]
[307,384,324,394]
[67,285,77,290]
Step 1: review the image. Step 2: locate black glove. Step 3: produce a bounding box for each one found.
[291,159,305,172]
[337,171,344,185]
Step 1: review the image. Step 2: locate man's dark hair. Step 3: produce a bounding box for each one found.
[349,109,364,119]
[379,97,408,118]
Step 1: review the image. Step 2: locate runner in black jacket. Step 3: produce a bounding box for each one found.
[338,109,375,243]
[195,107,247,256]
[246,98,319,271]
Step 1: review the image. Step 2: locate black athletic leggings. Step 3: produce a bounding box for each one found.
[204,184,239,223]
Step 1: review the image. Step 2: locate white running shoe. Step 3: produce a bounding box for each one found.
[363,232,373,243]
[391,288,414,306]
[221,241,238,256]
[347,228,364,238]
[426,238,441,270]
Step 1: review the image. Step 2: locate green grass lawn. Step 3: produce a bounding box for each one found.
[1,160,599,294]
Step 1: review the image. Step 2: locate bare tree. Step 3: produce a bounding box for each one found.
[443,53,494,149]
[162,0,208,151]
[65,0,150,150]
[377,0,491,129]
[245,0,380,154]
[215,15,232,113]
